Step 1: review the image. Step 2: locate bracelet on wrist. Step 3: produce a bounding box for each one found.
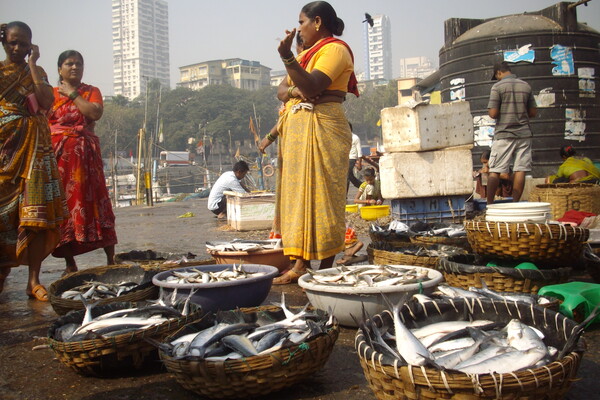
[266,133,277,142]
[68,91,79,100]
[287,85,296,98]
[33,80,44,86]
[281,53,296,65]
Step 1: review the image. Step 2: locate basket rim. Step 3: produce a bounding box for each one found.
[354,297,585,384]
[437,255,572,280]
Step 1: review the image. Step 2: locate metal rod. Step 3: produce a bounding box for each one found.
[568,0,591,9]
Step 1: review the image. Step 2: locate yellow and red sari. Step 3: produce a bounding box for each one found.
[47,84,117,257]
[0,62,68,267]
[276,38,356,261]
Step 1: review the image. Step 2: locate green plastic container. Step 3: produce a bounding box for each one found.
[538,281,600,326]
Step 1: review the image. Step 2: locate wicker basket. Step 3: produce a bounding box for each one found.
[410,235,472,251]
[529,183,600,219]
[48,265,161,315]
[464,219,589,263]
[47,302,203,376]
[367,243,467,268]
[438,254,571,294]
[160,306,339,399]
[355,298,585,400]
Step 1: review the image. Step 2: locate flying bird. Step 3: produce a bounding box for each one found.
[363,13,374,27]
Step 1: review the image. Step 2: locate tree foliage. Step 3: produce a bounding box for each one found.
[95,80,399,156]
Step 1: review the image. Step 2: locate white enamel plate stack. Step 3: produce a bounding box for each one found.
[485,202,552,223]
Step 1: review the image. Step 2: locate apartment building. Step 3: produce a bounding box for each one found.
[364,14,393,81]
[178,59,271,91]
[399,56,437,79]
[112,0,170,100]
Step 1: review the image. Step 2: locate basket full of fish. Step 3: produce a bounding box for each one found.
[355,296,589,400]
[157,296,339,399]
[367,242,467,268]
[47,293,202,376]
[48,265,161,315]
[438,254,571,294]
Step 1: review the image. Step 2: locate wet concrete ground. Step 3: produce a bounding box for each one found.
[0,198,598,399]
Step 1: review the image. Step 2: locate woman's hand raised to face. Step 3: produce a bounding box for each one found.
[57,81,77,98]
[278,28,296,58]
[27,44,40,66]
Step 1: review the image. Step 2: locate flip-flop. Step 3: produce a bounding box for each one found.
[27,284,49,302]
[273,269,302,285]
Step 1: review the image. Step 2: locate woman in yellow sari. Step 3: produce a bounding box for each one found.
[272,1,359,284]
[546,145,600,184]
[0,21,68,301]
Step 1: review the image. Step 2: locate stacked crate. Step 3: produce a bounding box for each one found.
[379,102,474,223]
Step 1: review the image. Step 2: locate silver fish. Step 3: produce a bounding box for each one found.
[455,347,547,374]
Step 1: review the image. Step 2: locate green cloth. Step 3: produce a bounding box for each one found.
[548,157,600,183]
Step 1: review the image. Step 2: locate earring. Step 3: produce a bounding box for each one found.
[316,25,320,32]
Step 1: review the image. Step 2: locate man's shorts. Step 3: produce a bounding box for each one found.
[488,137,532,173]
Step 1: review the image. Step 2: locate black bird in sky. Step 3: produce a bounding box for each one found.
[363,12,374,27]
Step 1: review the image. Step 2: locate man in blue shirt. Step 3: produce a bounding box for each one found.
[486,62,537,204]
[207,161,249,218]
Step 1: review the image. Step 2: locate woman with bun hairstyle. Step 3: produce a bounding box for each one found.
[0,21,68,301]
[546,145,600,184]
[272,1,359,284]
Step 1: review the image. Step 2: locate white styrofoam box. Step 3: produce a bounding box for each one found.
[381,102,474,152]
[379,147,474,199]
[225,191,275,231]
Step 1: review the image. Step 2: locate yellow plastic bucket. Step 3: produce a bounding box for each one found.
[345,204,359,213]
[360,205,390,220]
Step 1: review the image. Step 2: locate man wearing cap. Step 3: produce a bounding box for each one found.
[486,61,537,204]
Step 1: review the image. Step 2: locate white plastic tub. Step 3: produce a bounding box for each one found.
[297,265,443,327]
[485,202,551,223]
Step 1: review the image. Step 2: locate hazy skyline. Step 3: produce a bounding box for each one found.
[3,0,600,96]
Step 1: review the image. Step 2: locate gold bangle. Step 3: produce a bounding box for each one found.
[287,85,296,98]
[33,80,44,85]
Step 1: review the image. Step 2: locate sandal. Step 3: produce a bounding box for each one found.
[27,284,49,302]
[273,269,303,285]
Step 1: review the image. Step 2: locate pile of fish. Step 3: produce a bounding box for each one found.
[305,265,431,287]
[52,288,196,342]
[359,296,594,375]
[158,294,334,361]
[157,264,267,285]
[206,239,282,252]
[434,283,553,306]
[60,281,141,300]
[410,222,466,238]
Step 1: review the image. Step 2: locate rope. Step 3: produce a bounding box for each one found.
[282,342,309,365]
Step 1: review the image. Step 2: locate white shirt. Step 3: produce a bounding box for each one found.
[207,171,246,210]
[349,133,361,159]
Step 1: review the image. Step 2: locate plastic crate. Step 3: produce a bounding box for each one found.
[391,195,466,224]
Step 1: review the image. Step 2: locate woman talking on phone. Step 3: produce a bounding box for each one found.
[0,21,68,301]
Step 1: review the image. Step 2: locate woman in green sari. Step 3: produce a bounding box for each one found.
[0,21,68,301]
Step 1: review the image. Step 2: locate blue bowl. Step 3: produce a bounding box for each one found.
[152,264,278,313]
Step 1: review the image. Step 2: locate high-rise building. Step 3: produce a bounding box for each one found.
[399,56,437,79]
[363,14,392,81]
[112,0,170,100]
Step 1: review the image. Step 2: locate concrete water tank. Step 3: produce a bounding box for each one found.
[438,1,600,177]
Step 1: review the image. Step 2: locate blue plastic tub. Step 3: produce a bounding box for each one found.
[473,198,514,211]
[391,195,467,224]
[152,264,278,313]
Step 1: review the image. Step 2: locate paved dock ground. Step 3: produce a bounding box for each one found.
[0,198,597,400]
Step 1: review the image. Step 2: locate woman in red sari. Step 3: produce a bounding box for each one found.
[0,21,69,301]
[47,50,117,273]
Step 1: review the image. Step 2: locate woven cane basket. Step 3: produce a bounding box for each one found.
[367,244,441,268]
[410,235,472,251]
[437,254,571,294]
[47,302,203,376]
[529,183,600,219]
[160,305,339,399]
[355,298,585,400]
[464,219,589,263]
[48,265,160,315]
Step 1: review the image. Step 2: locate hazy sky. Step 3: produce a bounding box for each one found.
[3,0,599,96]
